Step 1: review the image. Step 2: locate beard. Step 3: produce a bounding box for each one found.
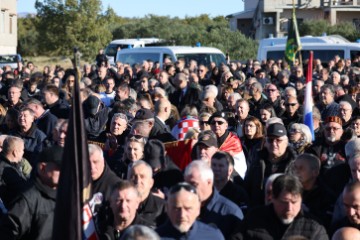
[279,217,295,225]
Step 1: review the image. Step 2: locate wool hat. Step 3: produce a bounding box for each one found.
[39,145,64,167]
[83,95,100,116]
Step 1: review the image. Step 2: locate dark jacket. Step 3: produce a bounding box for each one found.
[0,177,57,240]
[46,98,70,119]
[245,146,297,206]
[35,109,58,143]
[85,104,111,141]
[10,124,48,166]
[199,188,244,239]
[156,220,225,240]
[137,193,166,228]
[248,95,269,120]
[0,154,29,208]
[100,214,152,240]
[92,163,120,202]
[220,180,250,213]
[240,204,329,240]
[169,87,201,113]
[149,117,176,143]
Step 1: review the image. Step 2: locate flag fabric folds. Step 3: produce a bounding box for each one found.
[285,6,302,64]
[304,51,315,141]
[52,68,97,240]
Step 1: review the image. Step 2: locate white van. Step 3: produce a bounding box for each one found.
[116,46,226,68]
[257,35,360,63]
[105,38,165,65]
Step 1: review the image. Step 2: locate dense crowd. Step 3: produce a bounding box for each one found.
[0,52,360,240]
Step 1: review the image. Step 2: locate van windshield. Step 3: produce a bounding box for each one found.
[117,53,161,66]
[176,53,226,67]
[105,44,134,57]
[267,50,344,62]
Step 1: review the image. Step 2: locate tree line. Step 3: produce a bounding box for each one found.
[18,1,359,62]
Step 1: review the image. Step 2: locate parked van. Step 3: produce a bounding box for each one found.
[257,35,360,63]
[116,46,226,68]
[105,38,165,65]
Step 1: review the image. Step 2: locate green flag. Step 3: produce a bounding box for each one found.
[285,8,302,64]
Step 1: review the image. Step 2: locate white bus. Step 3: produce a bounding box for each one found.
[257,35,360,63]
[116,46,226,68]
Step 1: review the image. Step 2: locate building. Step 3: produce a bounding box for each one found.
[0,0,17,54]
[227,0,360,40]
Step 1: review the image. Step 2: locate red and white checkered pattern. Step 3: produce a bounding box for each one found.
[171,116,200,140]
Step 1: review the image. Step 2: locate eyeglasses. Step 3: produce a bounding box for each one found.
[210,121,225,126]
[325,126,342,132]
[285,103,298,107]
[169,182,197,195]
[199,120,209,126]
[266,89,277,92]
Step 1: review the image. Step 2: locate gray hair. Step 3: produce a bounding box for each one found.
[290,123,312,144]
[88,144,104,158]
[204,84,218,97]
[339,101,353,111]
[229,92,242,101]
[345,138,360,159]
[120,225,160,240]
[129,88,137,101]
[131,160,153,177]
[184,160,214,182]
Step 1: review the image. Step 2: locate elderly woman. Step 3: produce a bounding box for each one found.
[241,116,264,166]
[289,123,312,155]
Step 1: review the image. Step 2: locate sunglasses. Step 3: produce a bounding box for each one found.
[285,103,297,107]
[199,120,209,126]
[127,134,147,143]
[210,121,225,126]
[169,182,197,195]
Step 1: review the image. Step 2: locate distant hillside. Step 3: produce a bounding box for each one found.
[18,12,36,18]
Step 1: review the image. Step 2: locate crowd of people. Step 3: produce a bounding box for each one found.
[0,52,360,239]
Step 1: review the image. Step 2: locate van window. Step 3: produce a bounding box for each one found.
[267,50,344,62]
[105,44,133,57]
[175,53,225,67]
[117,53,161,66]
[350,50,360,61]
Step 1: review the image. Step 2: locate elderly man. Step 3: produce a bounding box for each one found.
[89,144,120,201]
[209,111,247,179]
[331,181,360,234]
[2,85,23,111]
[265,84,285,117]
[11,107,48,165]
[130,108,155,137]
[184,160,243,239]
[25,98,58,143]
[332,227,360,240]
[245,122,296,206]
[191,130,218,166]
[128,160,166,227]
[317,84,340,121]
[235,99,250,138]
[241,175,328,240]
[101,181,151,239]
[0,136,29,209]
[156,182,225,239]
[248,81,269,119]
[0,145,63,239]
[308,116,346,173]
[294,153,336,228]
[338,101,353,129]
[169,73,201,113]
[150,98,176,143]
[211,151,249,211]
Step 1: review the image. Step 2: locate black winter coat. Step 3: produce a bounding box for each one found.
[0,178,57,240]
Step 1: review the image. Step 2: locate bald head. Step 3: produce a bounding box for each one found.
[332,227,360,240]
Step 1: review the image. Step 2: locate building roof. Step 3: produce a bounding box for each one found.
[226,9,255,19]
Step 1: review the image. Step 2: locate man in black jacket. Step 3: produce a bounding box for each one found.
[240,175,328,240]
[0,145,63,240]
[42,84,70,119]
[0,136,29,209]
[128,160,166,228]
